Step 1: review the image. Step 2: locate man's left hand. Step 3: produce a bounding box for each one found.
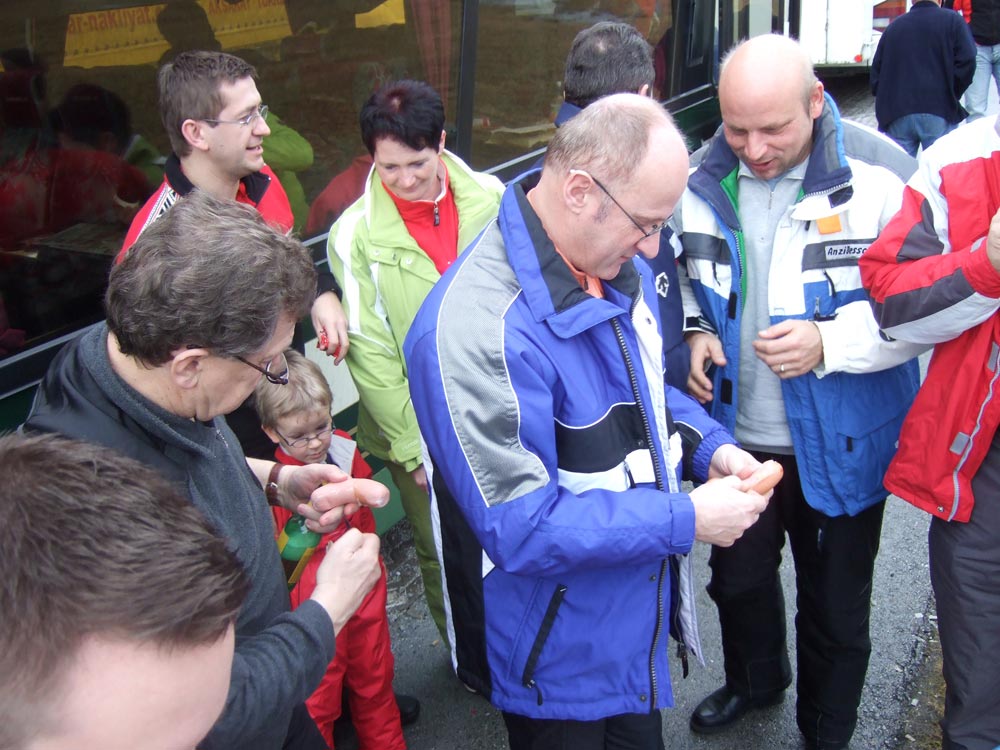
[312,291,350,365]
[281,463,390,533]
[752,319,823,379]
[707,443,760,482]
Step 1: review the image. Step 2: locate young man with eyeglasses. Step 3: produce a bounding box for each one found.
[254,348,418,749]
[404,94,774,750]
[120,51,290,251]
[117,49,349,459]
[674,36,923,750]
[24,191,389,750]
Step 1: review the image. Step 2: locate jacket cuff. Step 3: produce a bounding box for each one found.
[683,315,716,336]
[391,432,424,473]
[400,456,423,473]
[316,269,342,300]
[689,429,737,484]
[671,493,697,554]
[290,599,337,663]
[965,245,1000,299]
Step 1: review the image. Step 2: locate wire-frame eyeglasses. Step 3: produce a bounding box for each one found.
[275,419,335,448]
[236,350,289,386]
[571,168,669,239]
[202,104,269,128]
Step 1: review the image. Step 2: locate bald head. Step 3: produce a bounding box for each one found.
[716,35,824,180]
[536,93,689,279]
[721,34,817,110]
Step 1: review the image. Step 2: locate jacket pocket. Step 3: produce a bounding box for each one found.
[519,583,567,706]
[826,368,915,513]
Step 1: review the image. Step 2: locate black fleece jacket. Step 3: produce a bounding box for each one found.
[23,324,335,750]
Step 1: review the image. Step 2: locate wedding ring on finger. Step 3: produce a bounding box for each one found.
[779,363,786,374]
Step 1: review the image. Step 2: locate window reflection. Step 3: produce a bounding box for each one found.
[0,0,717,365]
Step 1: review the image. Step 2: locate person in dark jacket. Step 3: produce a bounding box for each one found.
[963,0,1000,119]
[23,191,387,750]
[554,20,692,391]
[1,432,248,750]
[870,0,976,155]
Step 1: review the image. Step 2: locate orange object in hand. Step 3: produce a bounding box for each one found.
[744,460,784,494]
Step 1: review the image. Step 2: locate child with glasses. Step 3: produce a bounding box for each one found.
[254,349,411,749]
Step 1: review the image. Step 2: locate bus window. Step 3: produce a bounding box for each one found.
[0,0,732,425]
[0,0,462,374]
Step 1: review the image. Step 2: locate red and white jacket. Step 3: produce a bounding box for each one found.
[860,115,1000,522]
[118,153,293,259]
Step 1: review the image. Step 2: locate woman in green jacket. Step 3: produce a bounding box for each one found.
[327,81,503,646]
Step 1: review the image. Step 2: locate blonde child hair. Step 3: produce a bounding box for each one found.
[253,349,332,428]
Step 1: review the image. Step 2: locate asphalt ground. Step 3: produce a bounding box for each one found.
[370,75,975,750]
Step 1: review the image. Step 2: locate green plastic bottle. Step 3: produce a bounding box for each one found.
[277,514,321,590]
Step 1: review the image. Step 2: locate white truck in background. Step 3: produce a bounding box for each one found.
[792,0,911,73]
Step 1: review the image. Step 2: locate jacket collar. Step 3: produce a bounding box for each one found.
[362,149,489,250]
[554,101,582,127]
[164,152,272,204]
[689,93,854,225]
[499,171,641,339]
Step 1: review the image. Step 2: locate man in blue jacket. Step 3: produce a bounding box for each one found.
[870,0,976,155]
[676,35,922,750]
[405,94,773,750]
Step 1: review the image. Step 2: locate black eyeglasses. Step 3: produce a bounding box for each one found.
[203,103,269,128]
[236,350,289,386]
[275,419,334,448]
[573,169,669,239]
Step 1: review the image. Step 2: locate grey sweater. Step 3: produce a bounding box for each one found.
[24,324,336,749]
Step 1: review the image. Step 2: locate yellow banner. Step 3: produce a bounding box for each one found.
[356,0,406,29]
[64,0,292,69]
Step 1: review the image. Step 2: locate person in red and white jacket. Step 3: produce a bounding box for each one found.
[118,50,349,368]
[118,50,351,460]
[860,113,1000,750]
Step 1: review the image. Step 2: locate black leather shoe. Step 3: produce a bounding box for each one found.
[396,693,421,726]
[689,685,784,734]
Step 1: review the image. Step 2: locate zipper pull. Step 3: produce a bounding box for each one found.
[676,642,690,678]
[623,457,636,488]
[527,679,544,706]
[433,202,440,227]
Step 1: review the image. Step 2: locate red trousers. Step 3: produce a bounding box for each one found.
[277,504,405,749]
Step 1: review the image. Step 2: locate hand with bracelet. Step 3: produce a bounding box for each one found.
[248,458,390,533]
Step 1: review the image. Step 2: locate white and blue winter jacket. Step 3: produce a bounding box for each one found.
[404,171,736,720]
[676,96,923,517]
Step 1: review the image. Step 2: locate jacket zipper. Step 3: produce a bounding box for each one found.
[669,555,690,678]
[611,315,667,708]
[803,180,851,201]
[950,348,1000,520]
[521,584,567,705]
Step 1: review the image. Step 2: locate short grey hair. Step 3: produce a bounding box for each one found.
[545,93,676,186]
[108,190,316,366]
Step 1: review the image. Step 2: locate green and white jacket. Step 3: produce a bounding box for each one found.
[327,150,503,469]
